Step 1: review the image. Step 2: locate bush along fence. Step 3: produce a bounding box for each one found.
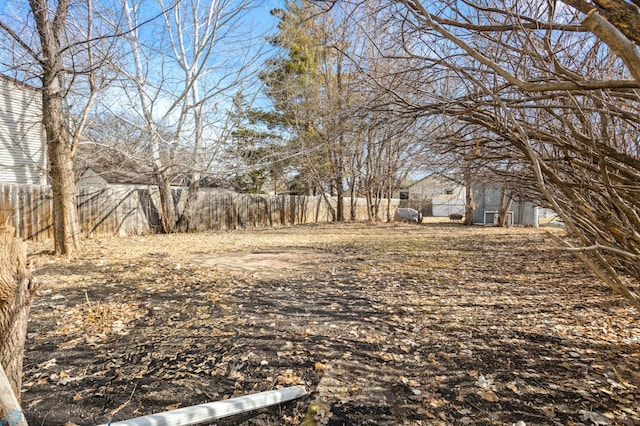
[0,184,399,241]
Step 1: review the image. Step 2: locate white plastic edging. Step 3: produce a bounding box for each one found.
[0,363,27,426]
[97,386,307,426]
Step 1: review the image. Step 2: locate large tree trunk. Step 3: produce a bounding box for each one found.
[177,174,201,233]
[47,128,82,256]
[32,0,81,256]
[154,169,178,233]
[0,227,36,402]
[41,56,81,257]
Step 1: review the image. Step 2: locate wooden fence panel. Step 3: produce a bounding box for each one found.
[0,185,52,241]
[0,184,399,241]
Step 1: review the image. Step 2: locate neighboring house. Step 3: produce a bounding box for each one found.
[0,74,47,185]
[395,173,466,217]
[472,182,542,226]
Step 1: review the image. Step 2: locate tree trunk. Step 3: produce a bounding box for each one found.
[349,183,357,221]
[497,188,514,227]
[47,132,82,256]
[154,169,177,233]
[335,167,344,222]
[463,172,476,226]
[177,175,201,233]
[365,190,374,222]
[385,181,393,223]
[32,0,81,256]
[0,227,37,403]
[374,194,381,221]
[319,190,336,222]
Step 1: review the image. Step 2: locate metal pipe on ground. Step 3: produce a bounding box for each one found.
[97,386,308,426]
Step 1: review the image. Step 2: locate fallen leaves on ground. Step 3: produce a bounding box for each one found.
[23,223,640,425]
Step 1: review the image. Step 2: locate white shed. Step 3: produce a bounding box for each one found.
[0,75,47,185]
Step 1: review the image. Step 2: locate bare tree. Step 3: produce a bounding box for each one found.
[312,0,640,305]
[355,0,640,306]
[110,0,263,233]
[0,0,117,255]
[260,1,432,222]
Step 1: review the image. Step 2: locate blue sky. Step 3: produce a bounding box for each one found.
[0,0,283,60]
[0,0,284,89]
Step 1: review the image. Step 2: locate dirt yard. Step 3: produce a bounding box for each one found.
[22,223,640,425]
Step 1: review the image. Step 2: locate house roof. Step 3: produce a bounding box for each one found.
[408,172,464,188]
[79,167,228,188]
[0,73,40,92]
[398,179,418,190]
[80,167,156,185]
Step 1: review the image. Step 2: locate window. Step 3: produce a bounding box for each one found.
[444,189,454,195]
[400,191,409,200]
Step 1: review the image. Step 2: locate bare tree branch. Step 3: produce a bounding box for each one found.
[582,9,640,81]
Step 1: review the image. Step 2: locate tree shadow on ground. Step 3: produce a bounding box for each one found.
[22,224,640,425]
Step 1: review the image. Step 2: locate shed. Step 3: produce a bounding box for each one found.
[0,75,47,185]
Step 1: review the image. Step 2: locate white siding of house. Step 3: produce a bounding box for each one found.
[472,183,541,226]
[407,174,465,201]
[0,76,47,185]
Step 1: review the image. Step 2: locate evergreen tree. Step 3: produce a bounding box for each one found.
[259,1,351,217]
[229,93,287,194]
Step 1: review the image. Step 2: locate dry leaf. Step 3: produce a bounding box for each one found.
[542,407,555,418]
[39,358,57,369]
[277,373,302,385]
[423,409,437,419]
[165,402,181,411]
[478,390,499,402]
[58,339,81,350]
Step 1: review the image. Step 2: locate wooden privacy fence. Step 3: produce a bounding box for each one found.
[0,184,399,241]
[0,185,53,241]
